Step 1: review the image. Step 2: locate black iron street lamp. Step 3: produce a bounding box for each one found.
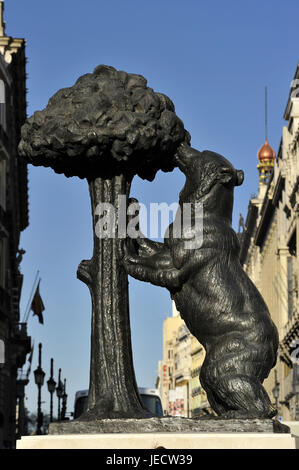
[61,378,68,421]
[56,368,64,421]
[33,343,45,435]
[47,358,56,423]
[272,369,280,414]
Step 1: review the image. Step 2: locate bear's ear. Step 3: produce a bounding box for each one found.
[219,167,234,185]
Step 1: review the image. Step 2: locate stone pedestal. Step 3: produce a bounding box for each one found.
[16,418,297,449]
[48,417,289,435]
[17,432,296,449]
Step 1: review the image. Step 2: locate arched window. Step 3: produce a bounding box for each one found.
[0,338,4,364]
[0,237,6,286]
[0,80,6,131]
[0,159,6,210]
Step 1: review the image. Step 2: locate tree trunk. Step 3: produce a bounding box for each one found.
[77,174,151,419]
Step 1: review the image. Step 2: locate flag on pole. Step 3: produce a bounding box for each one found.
[31,281,45,324]
[28,342,34,364]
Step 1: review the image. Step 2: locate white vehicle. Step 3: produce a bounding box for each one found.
[73,389,89,420]
[73,387,163,419]
[138,387,163,417]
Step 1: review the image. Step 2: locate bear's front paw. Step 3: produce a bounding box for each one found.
[123,261,152,283]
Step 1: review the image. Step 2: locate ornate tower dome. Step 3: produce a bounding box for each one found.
[257,87,275,185]
[257,138,275,184]
[258,138,276,162]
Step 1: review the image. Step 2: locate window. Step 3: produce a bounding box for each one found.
[0,80,6,131]
[0,160,6,209]
[0,238,6,288]
[284,363,291,379]
[0,338,4,364]
[287,257,294,319]
[292,364,299,394]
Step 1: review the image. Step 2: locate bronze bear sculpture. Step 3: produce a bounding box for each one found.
[123,143,278,418]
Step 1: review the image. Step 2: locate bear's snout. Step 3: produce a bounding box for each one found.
[174,144,197,172]
[235,170,244,186]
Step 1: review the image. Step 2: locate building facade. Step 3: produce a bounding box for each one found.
[239,63,299,421]
[0,2,30,448]
[157,302,213,417]
[190,337,210,417]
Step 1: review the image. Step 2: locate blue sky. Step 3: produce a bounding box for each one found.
[5,0,299,417]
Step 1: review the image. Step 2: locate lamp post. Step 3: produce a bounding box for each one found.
[56,368,63,421]
[61,378,68,421]
[272,369,280,416]
[47,358,56,423]
[33,343,45,435]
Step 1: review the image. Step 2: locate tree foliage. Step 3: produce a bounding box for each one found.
[19,65,190,180]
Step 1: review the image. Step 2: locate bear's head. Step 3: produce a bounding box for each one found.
[174,143,244,220]
[174,144,244,202]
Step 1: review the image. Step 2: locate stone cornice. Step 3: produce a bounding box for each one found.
[284,63,299,121]
[0,35,25,64]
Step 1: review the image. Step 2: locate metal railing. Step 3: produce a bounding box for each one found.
[13,322,28,338]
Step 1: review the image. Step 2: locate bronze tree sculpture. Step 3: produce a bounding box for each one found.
[19,64,279,421]
[123,144,279,419]
[18,65,190,420]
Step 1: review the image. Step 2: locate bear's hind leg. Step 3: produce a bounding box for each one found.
[212,374,276,419]
[205,390,227,416]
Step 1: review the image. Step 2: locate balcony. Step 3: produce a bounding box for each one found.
[177,325,189,342]
[17,369,29,381]
[191,386,201,398]
[13,322,28,339]
[11,322,31,368]
[280,310,299,366]
[0,284,11,318]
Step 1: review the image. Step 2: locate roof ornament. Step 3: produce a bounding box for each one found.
[257,86,275,184]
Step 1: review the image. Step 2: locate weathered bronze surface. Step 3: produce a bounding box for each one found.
[18,65,189,420]
[19,65,279,423]
[124,144,279,419]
